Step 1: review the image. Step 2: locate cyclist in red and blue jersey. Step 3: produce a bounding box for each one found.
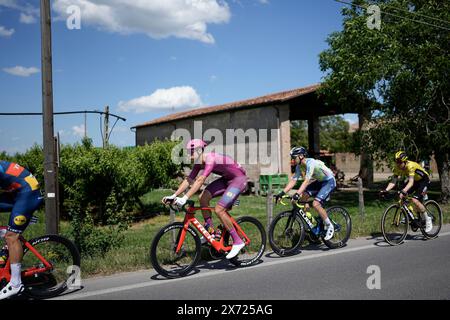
[0,161,43,299]
[162,139,248,259]
[275,147,336,240]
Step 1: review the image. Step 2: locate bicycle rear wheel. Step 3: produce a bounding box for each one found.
[229,216,266,267]
[322,206,352,249]
[150,222,201,279]
[421,200,442,239]
[22,235,81,299]
[381,204,408,246]
[268,210,305,256]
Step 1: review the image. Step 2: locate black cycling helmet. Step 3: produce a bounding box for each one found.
[290,146,308,158]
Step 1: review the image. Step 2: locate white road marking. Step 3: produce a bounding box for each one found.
[54,231,450,300]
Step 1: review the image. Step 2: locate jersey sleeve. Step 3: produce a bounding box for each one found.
[406,163,416,177]
[188,164,202,181]
[305,160,315,180]
[291,165,302,180]
[201,153,215,178]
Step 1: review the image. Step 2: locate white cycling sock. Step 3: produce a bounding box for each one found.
[10,263,22,288]
[324,218,331,226]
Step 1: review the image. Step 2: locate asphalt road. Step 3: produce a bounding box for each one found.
[54,225,450,300]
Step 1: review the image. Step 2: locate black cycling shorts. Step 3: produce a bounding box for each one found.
[405,178,430,202]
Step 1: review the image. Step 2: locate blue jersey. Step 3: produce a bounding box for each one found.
[0,161,39,193]
[292,158,334,182]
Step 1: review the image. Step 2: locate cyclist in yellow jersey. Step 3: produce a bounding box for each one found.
[381,151,432,232]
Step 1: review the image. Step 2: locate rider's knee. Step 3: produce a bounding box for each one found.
[214,204,226,215]
[312,200,322,209]
[5,231,20,243]
[199,191,212,206]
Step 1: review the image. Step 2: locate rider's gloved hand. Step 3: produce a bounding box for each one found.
[162,194,177,204]
[292,193,300,201]
[274,191,286,204]
[175,195,189,207]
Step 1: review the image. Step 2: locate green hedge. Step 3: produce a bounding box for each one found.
[5,139,183,257]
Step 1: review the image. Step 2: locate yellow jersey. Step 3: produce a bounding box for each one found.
[393,161,429,182]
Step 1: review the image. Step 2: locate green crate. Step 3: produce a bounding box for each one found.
[259,174,289,194]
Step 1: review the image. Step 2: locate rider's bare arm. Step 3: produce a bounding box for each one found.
[296,178,311,196]
[185,175,207,199]
[385,176,398,191]
[173,178,190,196]
[283,179,297,194]
[401,176,415,194]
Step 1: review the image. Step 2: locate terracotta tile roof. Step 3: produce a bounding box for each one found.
[133,83,320,128]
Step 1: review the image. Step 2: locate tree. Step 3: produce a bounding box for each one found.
[291,116,353,153]
[319,0,449,202]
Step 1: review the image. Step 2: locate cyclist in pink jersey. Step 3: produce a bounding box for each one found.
[162,139,247,259]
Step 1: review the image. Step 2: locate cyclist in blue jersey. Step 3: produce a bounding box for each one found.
[274,147,336,240]
[0,161,43,299]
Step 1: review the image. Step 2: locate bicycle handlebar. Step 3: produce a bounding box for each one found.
[277,195,311,208]
[164,198,195,212]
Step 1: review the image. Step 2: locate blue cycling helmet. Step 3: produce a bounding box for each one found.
[290,146,308,158]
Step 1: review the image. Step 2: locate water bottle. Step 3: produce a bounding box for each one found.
[306,210,317,226]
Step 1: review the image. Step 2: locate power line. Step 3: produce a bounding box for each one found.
[334,0,450,32]
[0,110,127,121]
[375,2,450,26]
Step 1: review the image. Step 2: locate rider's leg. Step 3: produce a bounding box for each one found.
[215,177,248,259]
[310,179,336,240]
[5,232,23,284]
[0,190,42,300]
[411,180,432,232]
[203,178,228,229]
[199,189,213,227]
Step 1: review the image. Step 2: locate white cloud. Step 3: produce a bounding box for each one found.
[0,0,39,21]
[52,0,231,44]
[19,12,36,24]
[118,86,203,113]
[258,0,269,4]
[72,124,86,137]
[0,25,14,37]
[3,66,40,77]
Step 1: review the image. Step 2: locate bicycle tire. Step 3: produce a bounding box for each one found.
[420,200,443,239]
[150,222,201,279]
[22,234,81,299]
[229,216,266,267]
[381,204,408,246]
[268,210,305,256]
[322,206,352,249]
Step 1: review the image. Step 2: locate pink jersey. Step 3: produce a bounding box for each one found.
[188,152,246,181]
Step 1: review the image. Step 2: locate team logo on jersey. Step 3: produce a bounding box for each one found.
[14,215,27,226]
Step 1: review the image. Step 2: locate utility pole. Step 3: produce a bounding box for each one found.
[103,106,109,148]
[40,0,59,234]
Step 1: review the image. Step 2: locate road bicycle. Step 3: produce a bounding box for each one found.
[380,193,442,246]
[0,217,81,299]
[269,195,352,257]
[150,199,266,279]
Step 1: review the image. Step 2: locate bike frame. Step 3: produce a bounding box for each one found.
[398,197,421,222]
[280,198,318,231]
[175,206,251,254]
[0,226,53,283]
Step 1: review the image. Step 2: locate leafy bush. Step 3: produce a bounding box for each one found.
[4,139,183,257]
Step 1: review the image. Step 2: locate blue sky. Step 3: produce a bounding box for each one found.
[0,0,357,154]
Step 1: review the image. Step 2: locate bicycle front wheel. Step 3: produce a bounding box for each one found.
[421,200,443,239]
[229,216,266,267]
[323,206,352,249]
[381,204,408,246]
[22,235,81,299]
[268,210,305,256]
[150,222,201,279]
